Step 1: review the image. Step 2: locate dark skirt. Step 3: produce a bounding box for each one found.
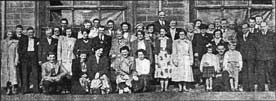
[202,66,215,78]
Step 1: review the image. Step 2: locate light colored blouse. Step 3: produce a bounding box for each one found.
[135,58,151,75]
[200,53,220,72]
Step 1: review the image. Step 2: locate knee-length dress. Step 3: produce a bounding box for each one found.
[154,37,173,79]
[171,39,194,82]
[1,39,19,87]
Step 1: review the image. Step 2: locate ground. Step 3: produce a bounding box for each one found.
[1,85,276,101]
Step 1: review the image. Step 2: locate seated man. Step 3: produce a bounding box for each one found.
[40,52,68,94]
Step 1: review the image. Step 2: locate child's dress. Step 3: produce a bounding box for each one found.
[200,53,219,78]
[90,79,102,94]
[155,51,173,79]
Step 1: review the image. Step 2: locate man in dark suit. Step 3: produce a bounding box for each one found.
[18,27,40,94]
[152,11,170,33]
[92,26,112,56]
[255,22,276,91]
[38,28,58,65]
[237,23,257,91]
[14,25,28,92]
[87,45,110,80]
[192,24,211,60]
[73,29,93,57]
[60,18,69,36]
[167,19,183,40]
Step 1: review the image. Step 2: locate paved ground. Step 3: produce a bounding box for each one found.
[1,91,275,100]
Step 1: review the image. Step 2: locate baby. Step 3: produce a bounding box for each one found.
[79,73,90,93]
[90,73,102,94]
[117,70,139,94]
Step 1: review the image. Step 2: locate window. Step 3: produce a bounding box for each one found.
[191,0,274,25]
[47,1,127,27]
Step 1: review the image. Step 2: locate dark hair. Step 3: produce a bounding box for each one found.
[81,28,90,34]
[255,15,263,19]
[193,19,202,26]
[60,18,68,24]
[106,20,115,24]
[146,24,155,30]
[15,25,23,29]
[120,22,131,31]
[94,44,104,51]
[208,23,215,27]
[83,19,92,25]
[199,24,208,30]
[27,27,34,31]
[249,17,256,21]
[213,29,223,37]
[93,18,100,22]
[120,46,130,52]
[179,29,187,35]
[136,30,145,36]
[65,27,72,31]
[158,11,165,15]
[221,19,227,23]
[98,25,105,29]
[4,30,16,39]
[47,51,56,57]
[53,26,62,33]
[136,49,147,56]
[169,19,177,25]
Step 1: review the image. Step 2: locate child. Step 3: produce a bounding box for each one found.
[223,42,243,91]
[135,49,151,92]
[117,74,132,94]
[90,72,102,94]
[200,45,219,91]
[100,74,111,94]
[79,73,91,93]
[117,70,140,94]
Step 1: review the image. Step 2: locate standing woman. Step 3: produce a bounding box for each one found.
[1,31,19,94]
[121,22,136,42]
[172,30,194,92]
[154,28,173,92]
[57,27,76,93]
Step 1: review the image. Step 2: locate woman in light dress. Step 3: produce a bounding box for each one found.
[172,30,194,92]
[1,31,19,94]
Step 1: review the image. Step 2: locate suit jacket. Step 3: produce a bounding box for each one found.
[92,35,112,56]
[73,38,93,56]
[130,39,153,63]
[192,33,211,59]
[237,31,257,60]
[41,61,67,79]
[166,28,183,40]
[155,37,173,55]
[152,20,170,33]
[38,37,58,63]
[254,31,276,60]
[18,37,39,60]
[87,55,110,79]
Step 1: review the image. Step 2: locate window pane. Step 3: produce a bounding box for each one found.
[74,10,99,25]
[100,1,124,6]
[224,0,249,6]
[197,9,222,23]
[223,9,248,24]
[196,0,222,6]
[250,9,273,27]
[73,1,98,5]
[252,0,272,4]
[101,10,124,27]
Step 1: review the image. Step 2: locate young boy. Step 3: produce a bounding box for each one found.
[223,42,243,91]
[135,49,151,92]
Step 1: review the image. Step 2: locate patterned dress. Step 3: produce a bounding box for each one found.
[171,39,194,82]
[1,39,19,87]
[154,38,173,79]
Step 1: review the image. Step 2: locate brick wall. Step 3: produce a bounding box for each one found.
[136,0,189,28]
[5,1,36,31]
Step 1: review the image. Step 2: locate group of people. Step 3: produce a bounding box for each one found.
[1,11,276,95]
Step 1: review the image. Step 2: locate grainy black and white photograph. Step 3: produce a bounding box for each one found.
[0,0,276,100]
